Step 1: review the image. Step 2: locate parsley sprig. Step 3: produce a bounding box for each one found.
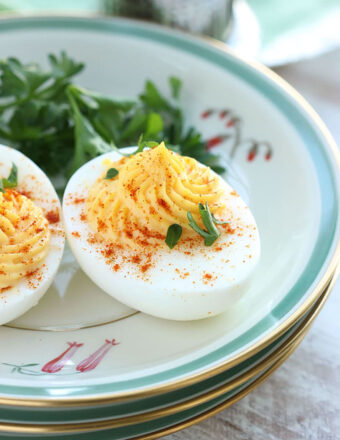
[188,202,222,246]
[0,162,18,193]
[0,52,225,192]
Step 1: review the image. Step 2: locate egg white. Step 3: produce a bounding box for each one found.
[0,145,65,325]
[63,148,260,321]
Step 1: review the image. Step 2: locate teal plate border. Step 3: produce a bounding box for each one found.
[0,375,261,439]
[0,305,307,423]
[0,16,339,401]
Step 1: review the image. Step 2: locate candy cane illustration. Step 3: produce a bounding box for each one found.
[42,342,83,373]
[76,339,119,373]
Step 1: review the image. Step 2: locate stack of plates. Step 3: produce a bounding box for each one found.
[0,16,339,439]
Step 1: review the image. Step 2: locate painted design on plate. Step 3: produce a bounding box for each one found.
[202,108,273,162]
[76,339,119,372]
[0,339,119,376]
[42,342,84,373]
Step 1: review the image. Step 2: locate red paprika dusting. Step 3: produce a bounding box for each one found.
[103,245,115,258]
[127,182,138,202]
[157,198,171,214]
[131,255,141,264]
[71,231,80,238]
[87,234,97,245]
[222,224,235,234]
[25,268,39,278]
[97,219,107,232]
[125,230,133,239]
[20,244,30,254]
[46,211,60,224]
[18,189,32,199]
[73,197,85,204]
[141,263,151,273]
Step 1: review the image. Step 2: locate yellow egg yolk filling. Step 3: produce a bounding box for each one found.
[0,190,50,290]
[86,143,226,249]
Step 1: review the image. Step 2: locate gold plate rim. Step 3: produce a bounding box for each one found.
[135,338,307,440]
[0,15,339,407]
[0,273,334,435]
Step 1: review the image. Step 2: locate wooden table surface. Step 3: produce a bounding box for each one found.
[166,48,340,440]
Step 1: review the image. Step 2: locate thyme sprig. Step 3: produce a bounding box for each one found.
[0,162,18,193]
[188,202,221,246]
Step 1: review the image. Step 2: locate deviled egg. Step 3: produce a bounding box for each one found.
[0,145,65,325]
[63,143,260,320]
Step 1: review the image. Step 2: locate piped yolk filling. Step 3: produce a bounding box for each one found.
[86,143,226,249]
[0,190,50,290]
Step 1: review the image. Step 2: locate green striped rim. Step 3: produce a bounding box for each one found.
[0,16,338,399]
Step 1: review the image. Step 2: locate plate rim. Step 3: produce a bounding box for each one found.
[0,275,332,435]
[0,14,339,405]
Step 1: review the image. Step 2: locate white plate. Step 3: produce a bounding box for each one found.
[0,16,338,405]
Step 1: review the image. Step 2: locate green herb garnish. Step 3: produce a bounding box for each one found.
[188,202,220,246]
[0,162,18,192]
[0,52,225,193]
[104,168,119,180]
[169,76,182,99]
[134,134,159,154]
[211,214,228,225]
[165,224,182,249]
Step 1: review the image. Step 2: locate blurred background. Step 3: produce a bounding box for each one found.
[0,0,339,67]
[1,1,338,176]
[0,2,339,438]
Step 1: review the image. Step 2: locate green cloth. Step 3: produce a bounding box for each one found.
[247,0,339,47]
[0,0,339,65]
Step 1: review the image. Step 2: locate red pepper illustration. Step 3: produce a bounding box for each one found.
[200,106,273,163]
[206,135,230,150]
[201,109,214,119]
[263,143,273,161]
[219,110,229,119]
[226,117,240,128]
[76,339,119,373]
[247,151,256,161]
[42,342,83,373]
[247,144,258,161]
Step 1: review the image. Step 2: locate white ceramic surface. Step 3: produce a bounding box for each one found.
[0,17,337,402]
